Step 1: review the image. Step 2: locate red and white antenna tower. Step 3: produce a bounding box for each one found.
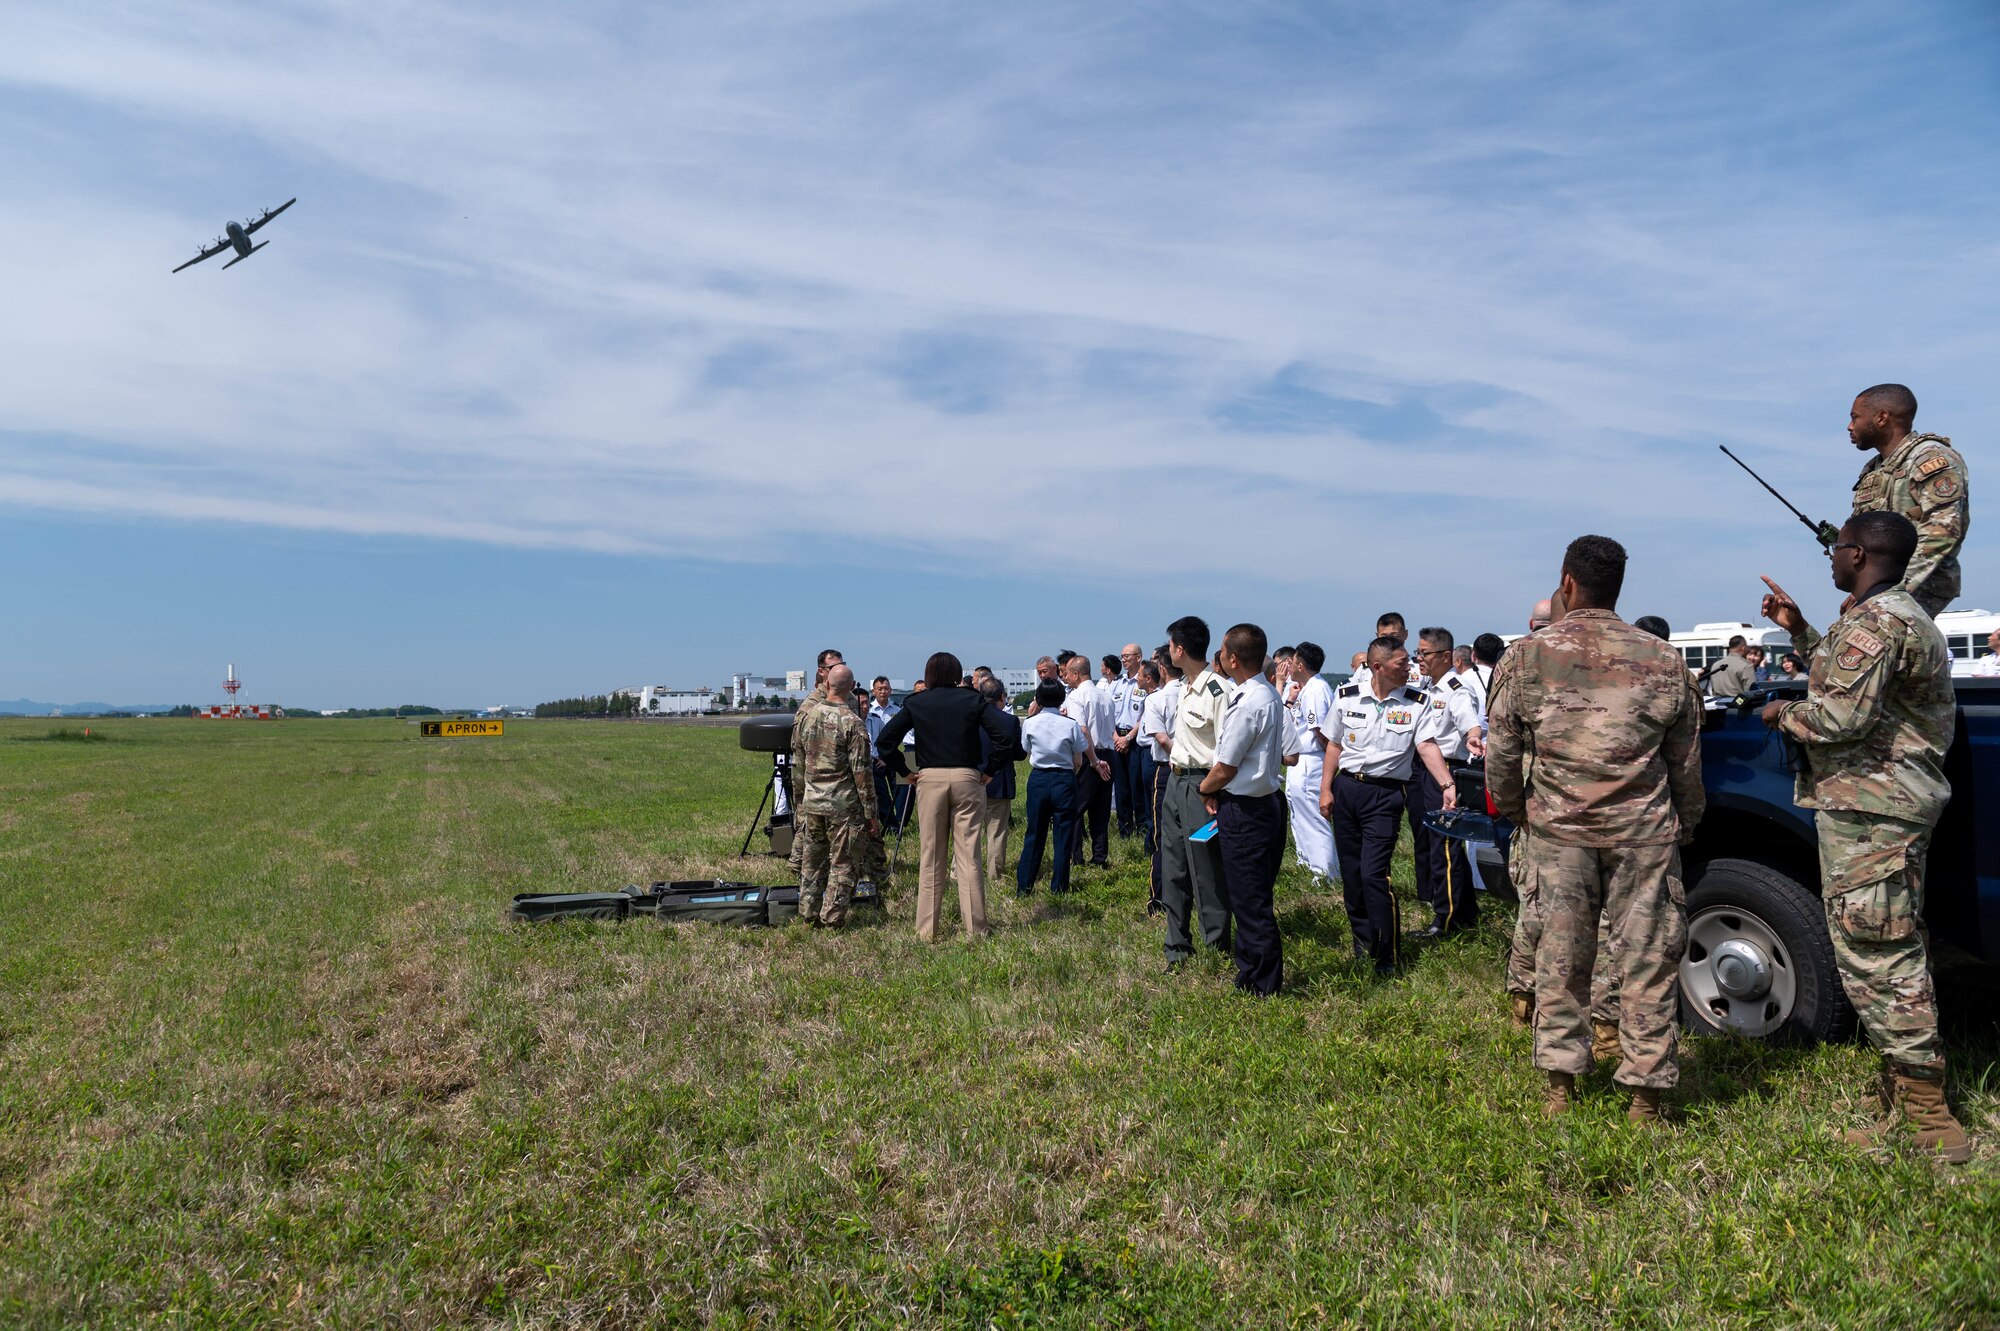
[224,662,241,702]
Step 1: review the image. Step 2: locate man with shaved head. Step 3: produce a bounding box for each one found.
[1847,383,1968,616]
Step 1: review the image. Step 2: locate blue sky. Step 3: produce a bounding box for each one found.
[1,1,1994,707]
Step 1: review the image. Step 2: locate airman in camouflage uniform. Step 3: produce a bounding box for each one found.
[1846,384,1968,616]
[1760,511,1969,1162]
[1487,536,1704,1124]
[790,665,878,927]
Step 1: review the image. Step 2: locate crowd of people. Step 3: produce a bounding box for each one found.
[777,384,1972,1156]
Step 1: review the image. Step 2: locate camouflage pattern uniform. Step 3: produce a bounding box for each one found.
[1852,432,1969,616]
[1486,610,1704,1090]
[1774,583,1954,1073]
[790,693,878,926]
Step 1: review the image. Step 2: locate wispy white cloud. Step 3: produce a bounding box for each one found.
[0,0,1994,631]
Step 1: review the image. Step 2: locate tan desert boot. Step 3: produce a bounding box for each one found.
[1591,1020,1623,1069]
[1544,1070,1574,1117]
[1510,992,1534,1027]
[1894,1068,1972,1164]
[1841,1058,1901,1147]
[1626,1086,1664,1125]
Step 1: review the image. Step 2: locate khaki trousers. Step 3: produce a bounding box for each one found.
[914,768,989,941]
[981,797,1012,887]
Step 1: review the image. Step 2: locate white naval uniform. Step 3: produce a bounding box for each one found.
[1452,666,1489,723]
[1141,678,1181,761]
[1063,678,1115,751]
[1284,673,1338,879]
[1423,671,1484,762]
[1328,680,1447,779]
[1214,675,1286,797]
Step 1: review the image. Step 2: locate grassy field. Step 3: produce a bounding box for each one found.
[1,717,1995,1329]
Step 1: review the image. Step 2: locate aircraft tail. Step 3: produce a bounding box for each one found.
[221,241,269,271]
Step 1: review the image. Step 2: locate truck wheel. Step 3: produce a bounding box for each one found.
[1680,858,1852,1044]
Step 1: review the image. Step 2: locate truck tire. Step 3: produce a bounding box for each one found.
[1680,857,1853,1044]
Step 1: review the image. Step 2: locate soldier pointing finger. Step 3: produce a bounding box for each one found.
[1759,512,1969,1161]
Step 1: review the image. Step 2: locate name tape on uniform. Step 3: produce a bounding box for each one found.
[420,719,504,738]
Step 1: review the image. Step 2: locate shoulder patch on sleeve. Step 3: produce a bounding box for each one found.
[1845,628,1885,658]
[1925,472,1961,500]
[1916,454,1951,478]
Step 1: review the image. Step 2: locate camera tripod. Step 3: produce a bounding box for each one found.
[736,750,793,857]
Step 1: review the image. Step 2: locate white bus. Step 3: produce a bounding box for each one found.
[1938,608,1999,677]
[1667,621,1793,674]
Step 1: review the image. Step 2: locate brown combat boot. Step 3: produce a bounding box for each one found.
[1626,1086,1664,1126]
[1543,1070,1574,1117]
[1840,1057,1900,1147]
[1894,1068,1972,1164]
[1509,991,1535,1027]
[1591,1020,1623,1069]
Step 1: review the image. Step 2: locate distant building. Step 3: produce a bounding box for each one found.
[730,673,811,708]
[626,685,716,716]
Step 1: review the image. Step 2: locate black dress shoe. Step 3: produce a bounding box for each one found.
[1420,924,1443,940]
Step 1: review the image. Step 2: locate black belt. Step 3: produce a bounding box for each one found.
[1115,726,1133,735]
[1338,769,1408,788]
[1171,765,1207,776]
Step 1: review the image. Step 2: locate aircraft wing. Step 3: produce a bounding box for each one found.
[171,238,231,273]
[242,197,297,235]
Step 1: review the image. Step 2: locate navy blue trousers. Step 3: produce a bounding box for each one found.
[1111,739,1151,847]
[1072,750,1112,865]
[1409,766,1479,932]
[872,765,911,831]
[1331,771,1407,973]
[1017,766,1079,894]
[1215,790,1287,994]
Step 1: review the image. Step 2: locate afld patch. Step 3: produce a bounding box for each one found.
[1916,454,1952,478]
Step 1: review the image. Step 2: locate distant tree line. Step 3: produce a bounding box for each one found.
[535,694,640,718]
[332,705,446,718]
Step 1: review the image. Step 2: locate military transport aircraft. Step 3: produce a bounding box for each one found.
[171,198,297,272]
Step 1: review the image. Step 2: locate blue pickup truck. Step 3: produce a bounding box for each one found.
[1469,676,2000,1043]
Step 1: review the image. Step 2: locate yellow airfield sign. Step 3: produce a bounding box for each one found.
[420,719,504,738]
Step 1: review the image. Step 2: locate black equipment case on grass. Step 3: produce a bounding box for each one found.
[513,879,881,926]
[508,885,658,923]
[652,881,774,926]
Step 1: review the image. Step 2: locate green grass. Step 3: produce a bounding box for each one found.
[0,717,1994,1329]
